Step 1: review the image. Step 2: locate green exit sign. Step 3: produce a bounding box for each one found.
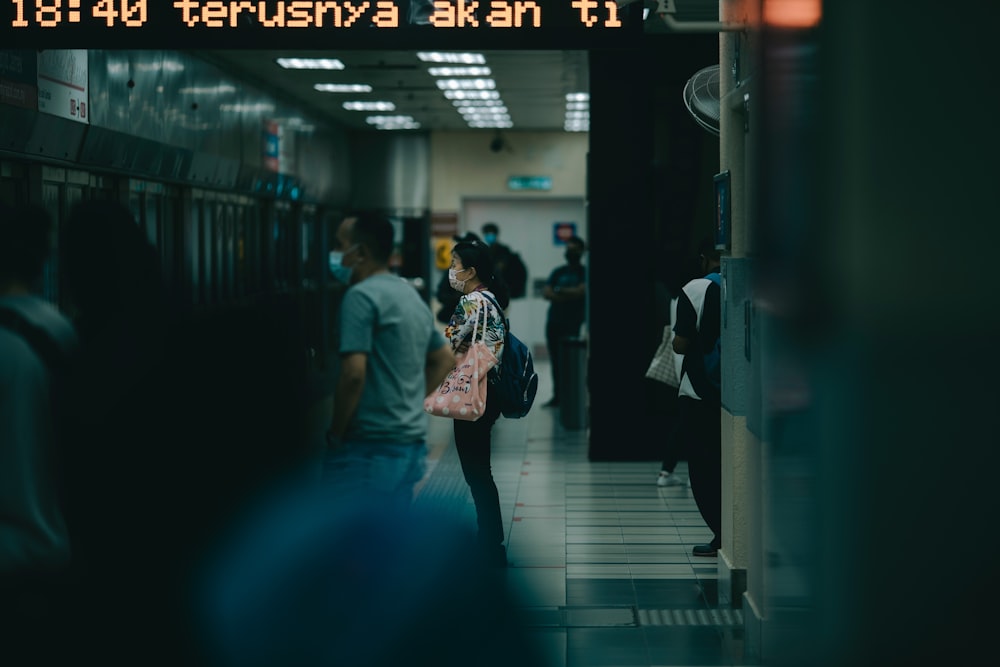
[507,175,552,191]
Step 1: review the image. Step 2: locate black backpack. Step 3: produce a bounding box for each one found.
[481,293,539,419]
[504,252,528,299]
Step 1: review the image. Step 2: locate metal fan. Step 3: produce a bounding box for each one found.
[682,64,721,136]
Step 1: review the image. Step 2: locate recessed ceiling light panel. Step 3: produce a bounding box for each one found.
[278,58,345,70]
[315,84,373,93]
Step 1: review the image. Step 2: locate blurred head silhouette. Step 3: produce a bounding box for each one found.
[62,199,163,321]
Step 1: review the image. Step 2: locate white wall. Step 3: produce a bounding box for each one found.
[430,130,588,212]
[429,130,589,355]
[463,197,586,357]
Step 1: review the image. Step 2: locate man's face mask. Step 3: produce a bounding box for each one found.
[483,232,497,245]
[329,244,359,284]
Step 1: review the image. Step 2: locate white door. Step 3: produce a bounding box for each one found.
[462,197,586,359]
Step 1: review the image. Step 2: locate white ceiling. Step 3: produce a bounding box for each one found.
[194,49,591,133]
[189,1,724,133]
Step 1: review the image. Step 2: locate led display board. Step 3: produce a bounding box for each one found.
[4,1,642,48]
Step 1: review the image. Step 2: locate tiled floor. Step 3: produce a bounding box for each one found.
[414,361,749,667]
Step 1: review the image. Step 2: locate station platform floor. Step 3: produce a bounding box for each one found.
[411,360,748,667]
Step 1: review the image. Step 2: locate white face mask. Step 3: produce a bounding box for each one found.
[449,267,468,292]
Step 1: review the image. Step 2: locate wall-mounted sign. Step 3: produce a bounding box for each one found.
[262,120,280,172]
[433,237,453,270]
[508,175,552,191]
[0,50,37,110]
[36,49,88,123]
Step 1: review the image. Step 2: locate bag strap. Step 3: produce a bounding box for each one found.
[466,292,490,346]
[478,291,510,332]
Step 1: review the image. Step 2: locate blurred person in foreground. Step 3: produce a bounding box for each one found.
[59,200,313,664]
[0,202,77,663]
[193,499,546,667]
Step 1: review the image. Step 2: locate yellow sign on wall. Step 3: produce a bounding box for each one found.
[433,237,453,270]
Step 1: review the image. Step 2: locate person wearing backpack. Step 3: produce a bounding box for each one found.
[443,240,512,568]
[482,222,528,301]
[0,202,78,661]
[672,239,723,557]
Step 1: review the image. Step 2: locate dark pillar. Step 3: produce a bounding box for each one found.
[586,37,718,461]
[586,48,654,460]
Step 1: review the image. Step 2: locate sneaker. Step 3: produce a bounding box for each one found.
[542,397,559,408]
[692,544,718,557]
[656,471,684,487]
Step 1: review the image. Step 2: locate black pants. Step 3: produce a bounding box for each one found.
[545,321,580,402]
[454,394,505,546]
[654,381,684,472]
[678,396,722,548]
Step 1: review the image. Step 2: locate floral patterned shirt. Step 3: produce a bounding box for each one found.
[444,289,506,365]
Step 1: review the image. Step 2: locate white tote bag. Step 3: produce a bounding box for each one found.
[644,297,682,388]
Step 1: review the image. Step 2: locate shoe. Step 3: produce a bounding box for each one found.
[543,398,559,408]
[656,471,684,487]
[692,544,718,557]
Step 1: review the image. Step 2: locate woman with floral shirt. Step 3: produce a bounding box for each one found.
[444,240,510,567]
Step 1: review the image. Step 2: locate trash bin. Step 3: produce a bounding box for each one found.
[559,336,588,430]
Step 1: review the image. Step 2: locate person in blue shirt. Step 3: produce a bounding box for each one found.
[541,235,587,408]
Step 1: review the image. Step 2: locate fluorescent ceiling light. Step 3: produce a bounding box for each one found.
[314,83,373,93]
[134,61,185,73]
[343,101,396,111]
[443,90,500,100]
[367,115,421,130]
[565,111,590,120]
[428,66,492,77]
[278,58,345,70]
[451,99,506,107]
[467,120,513,128]
[435,78,496,90]
[179,84,237,95]
[566,102,589,111]
[374,124,421,130]
[220,102,275,113]
[417,52,486,64]
[456,106,508,115]
[463,113,512,122]
[367,114,417,124]
[566,92,590,102]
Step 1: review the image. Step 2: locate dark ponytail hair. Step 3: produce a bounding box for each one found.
[452,240,511,309]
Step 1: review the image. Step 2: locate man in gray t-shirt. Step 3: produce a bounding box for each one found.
[325,214,454,506]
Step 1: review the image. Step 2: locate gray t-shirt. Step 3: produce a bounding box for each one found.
[339,274,447,443]
[0,295,77,574]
